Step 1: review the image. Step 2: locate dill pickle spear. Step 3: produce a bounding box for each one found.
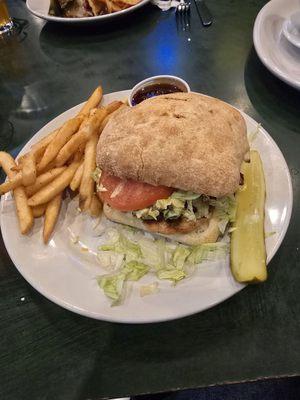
[230,150,267,283]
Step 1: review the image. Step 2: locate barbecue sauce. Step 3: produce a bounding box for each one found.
[132,83,184,105]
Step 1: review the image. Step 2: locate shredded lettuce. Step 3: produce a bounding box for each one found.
[96,251,124,271]
[210,195,236,222]
[188,242,229,264]
[139,237,161,266]
[209,195,237,234]
[96,227,229,304]
[156,197,184,209]
[91,167,101,183]
[99,232,142,261]
[173,246,191,269]
[171,191,201,201]
[218,219,229,235]
[140,282,159,297]
[156,238,167,270]
[132,190,235,234]
[134,208,160,220]
[157,268,186,283]
[265,231,276,238]
[121,260,149,281]
[97,260,150,304]
[163,207,185,220]
[97,183,108,192]
[193,198,210,218]
[248,123,261,144]
[133,190,209,222]
[97,273,126,304]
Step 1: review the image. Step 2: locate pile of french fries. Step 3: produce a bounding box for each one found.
[100,0,142,14]
[0,86,125,244]
[50,0,141,18]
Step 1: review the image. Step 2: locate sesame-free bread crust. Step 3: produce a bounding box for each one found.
[97,92,249,197]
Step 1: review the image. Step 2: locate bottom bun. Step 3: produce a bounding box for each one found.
[103,204,221,246]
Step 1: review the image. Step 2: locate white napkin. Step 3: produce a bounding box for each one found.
[151,0,180,11]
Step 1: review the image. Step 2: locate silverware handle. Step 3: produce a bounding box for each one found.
[194,0,212,26]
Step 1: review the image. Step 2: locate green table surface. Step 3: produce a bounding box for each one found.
[1,1,300,399]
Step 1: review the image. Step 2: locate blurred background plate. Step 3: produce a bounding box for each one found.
[26,0,150,24]
[253,0,300,90]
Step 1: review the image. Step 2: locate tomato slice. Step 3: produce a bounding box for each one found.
[99,172,174,211]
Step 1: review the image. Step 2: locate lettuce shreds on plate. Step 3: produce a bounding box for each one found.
[96,226,229,305]
[140,282,159,297]
[248,123,261,144]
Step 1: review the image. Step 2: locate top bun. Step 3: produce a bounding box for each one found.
[97,92,249,197]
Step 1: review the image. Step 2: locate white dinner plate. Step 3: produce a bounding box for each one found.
[0,90,293,324]
[253,0,300,90]
[26,0,150,24]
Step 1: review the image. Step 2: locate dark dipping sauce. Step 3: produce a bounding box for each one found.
[132,83,184,106]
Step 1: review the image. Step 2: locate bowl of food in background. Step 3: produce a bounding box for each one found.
[26,0,150,23]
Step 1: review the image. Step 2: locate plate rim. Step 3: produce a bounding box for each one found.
[253,0,300,90]
[0,90,293,323]
[26,0,150,23]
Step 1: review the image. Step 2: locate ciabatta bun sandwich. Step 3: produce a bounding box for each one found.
[96,92,249,245]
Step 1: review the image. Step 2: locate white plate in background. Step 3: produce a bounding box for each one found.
[26,0,150,24]
[0,90,293,323]
[253,0,300,90]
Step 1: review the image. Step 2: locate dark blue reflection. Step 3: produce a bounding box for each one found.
[145,17,178,73]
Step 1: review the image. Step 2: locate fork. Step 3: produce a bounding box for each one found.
[176,0,191,32]
[177,0,190,13]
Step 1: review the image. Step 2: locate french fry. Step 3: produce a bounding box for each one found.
[25,167,66,197]
[87,0,103,14]
[0,161,66,195]
[28,161,80,206]
[36,159,58,175]
[115,0,141,5]
[100,114,110,132]
[70,161,84,191]
[22,153,36,186]
[43,193,62,244]
[0,158,66,195]
[0,171,23,195]
[13,187,34,234]
[89,101,122,118]
[18,129,58,165]
[10,165,21,172]
[89,108,97,116]
[106,0,113,13]
[32,203,47,218]
[100,104,127,131]
[79,116,88,128]
[31,130,58,152]
[89,194,102,217]
[79,86,103,116]
[73,147,84,162]
[93,107,109,122]
[105,100,124,115]
[79,196,91,212]
[79,131,98,208]
[38,116,83,171]
[0,151,33,234]
[55,110,107,167]
[0,153,21,179]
